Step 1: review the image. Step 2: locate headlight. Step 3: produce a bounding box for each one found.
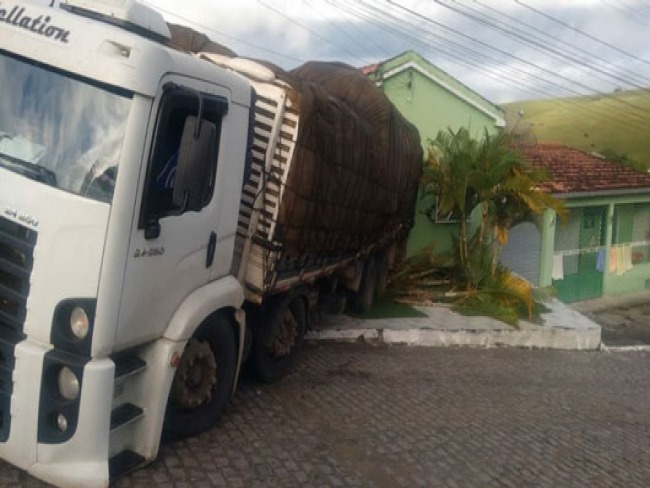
[56,413,68,432]
[70,307,89,339]
[57,367,80,401]
[52,299,96,356]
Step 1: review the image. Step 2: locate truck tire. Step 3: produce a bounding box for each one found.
[162,315,236,440]
[350,257,377,314]
[250,294,306,383]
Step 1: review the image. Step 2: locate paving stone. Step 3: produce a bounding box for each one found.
[3,344,650,486]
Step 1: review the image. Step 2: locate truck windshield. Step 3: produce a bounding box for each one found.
[0,52,132,203]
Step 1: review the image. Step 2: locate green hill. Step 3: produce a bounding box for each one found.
[502,89,650,171]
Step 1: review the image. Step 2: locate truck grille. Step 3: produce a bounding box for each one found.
[0,215,36,441]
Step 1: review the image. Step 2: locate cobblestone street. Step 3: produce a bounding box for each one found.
[3,343,650,487]
[572,295,650,347]
[594,302,650,346]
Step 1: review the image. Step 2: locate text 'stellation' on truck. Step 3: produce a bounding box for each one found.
[0,0,422,485]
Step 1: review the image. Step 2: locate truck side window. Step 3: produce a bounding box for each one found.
[140,85,228,227]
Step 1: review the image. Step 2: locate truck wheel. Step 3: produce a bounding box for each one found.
[251,295,306,383]
[350,257,377,314]
[162,316,236,440]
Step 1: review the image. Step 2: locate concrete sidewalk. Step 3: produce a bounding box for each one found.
[306,299,602,350]
[569,291,650,350]
[569,290,650,314]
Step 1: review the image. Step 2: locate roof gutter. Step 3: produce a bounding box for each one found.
[553,187,650,200]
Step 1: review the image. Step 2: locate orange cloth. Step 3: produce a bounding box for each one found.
[609,247,618,273]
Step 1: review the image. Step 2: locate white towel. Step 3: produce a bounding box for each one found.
[616,247,626,276]
[622,245,634,272]
[552,254,564,280]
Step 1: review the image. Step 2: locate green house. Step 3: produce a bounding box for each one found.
[500,144,650,302]
[364,51,505,256]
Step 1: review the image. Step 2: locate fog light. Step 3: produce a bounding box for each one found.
[70,307,89,339]
[56,413,68,432]
[58,367,80,401]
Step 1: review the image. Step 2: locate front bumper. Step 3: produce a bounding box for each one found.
[0,339,114,488]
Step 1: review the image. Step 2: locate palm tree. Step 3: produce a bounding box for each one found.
[421,128,566,324]
[421,127,478,273]
[423,127,565,286]
[468,129,566,274]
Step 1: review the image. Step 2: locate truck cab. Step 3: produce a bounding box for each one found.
[0,1,252,484]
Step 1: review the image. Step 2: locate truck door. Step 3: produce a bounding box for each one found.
[116,81,232,349]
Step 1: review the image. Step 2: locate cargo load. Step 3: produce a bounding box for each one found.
[194,50,422,301]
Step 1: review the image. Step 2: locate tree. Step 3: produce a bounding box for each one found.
[467,129,566,275]
[420,127,478,274]
[421,128,566,323]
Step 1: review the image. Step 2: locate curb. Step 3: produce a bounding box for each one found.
[306,300,603,351]
[600,344,650,353]
[305,325,602,351]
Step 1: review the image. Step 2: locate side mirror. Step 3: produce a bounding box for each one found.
[173,115,217,212]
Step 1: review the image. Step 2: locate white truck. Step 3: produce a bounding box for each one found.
[0,1,421,485]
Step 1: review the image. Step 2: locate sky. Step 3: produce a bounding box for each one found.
[138,0,650,104]
[30,0,650,104]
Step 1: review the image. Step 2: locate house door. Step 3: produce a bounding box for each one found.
[553,206,606,303]
[576,206,606,300]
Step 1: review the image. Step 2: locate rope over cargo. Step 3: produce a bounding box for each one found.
[278,61,422,256]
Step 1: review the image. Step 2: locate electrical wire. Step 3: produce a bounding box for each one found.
[444,0,650,90]
[145,0,650,131]
[385,0,650,122]
[256,0,360,60]
[333,0,648,131]
[472,0,650,88]
[142,1,305,63]
[345,0,650,130]
[515,0,650,68]
[302,0,388,62]
[600,0,650,28]
[332,0,567,98]
[428,0,650,106]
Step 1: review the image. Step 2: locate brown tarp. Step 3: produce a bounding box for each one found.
[273,62,422,256]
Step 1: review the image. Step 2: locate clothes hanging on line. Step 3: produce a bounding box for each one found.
[609,247,618,273]
[596,248,606,272]
[552,253,564,281]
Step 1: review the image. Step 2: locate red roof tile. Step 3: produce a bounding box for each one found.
[518,144,650,195]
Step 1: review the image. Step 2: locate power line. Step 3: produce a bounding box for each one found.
[384,0,650,123]
[256,0,359,60]
[335,0,573,100]
[431,0,650,98]
[146,0,650,129]
[472,0,650,88]
[334,0,648,131]
[303,0,388,62]
[450,0,650,90]
[601,0,650,27]
[515,0,650,68]
[143,1,305,63]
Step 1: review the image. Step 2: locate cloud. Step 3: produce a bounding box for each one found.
[60,0,650,103]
